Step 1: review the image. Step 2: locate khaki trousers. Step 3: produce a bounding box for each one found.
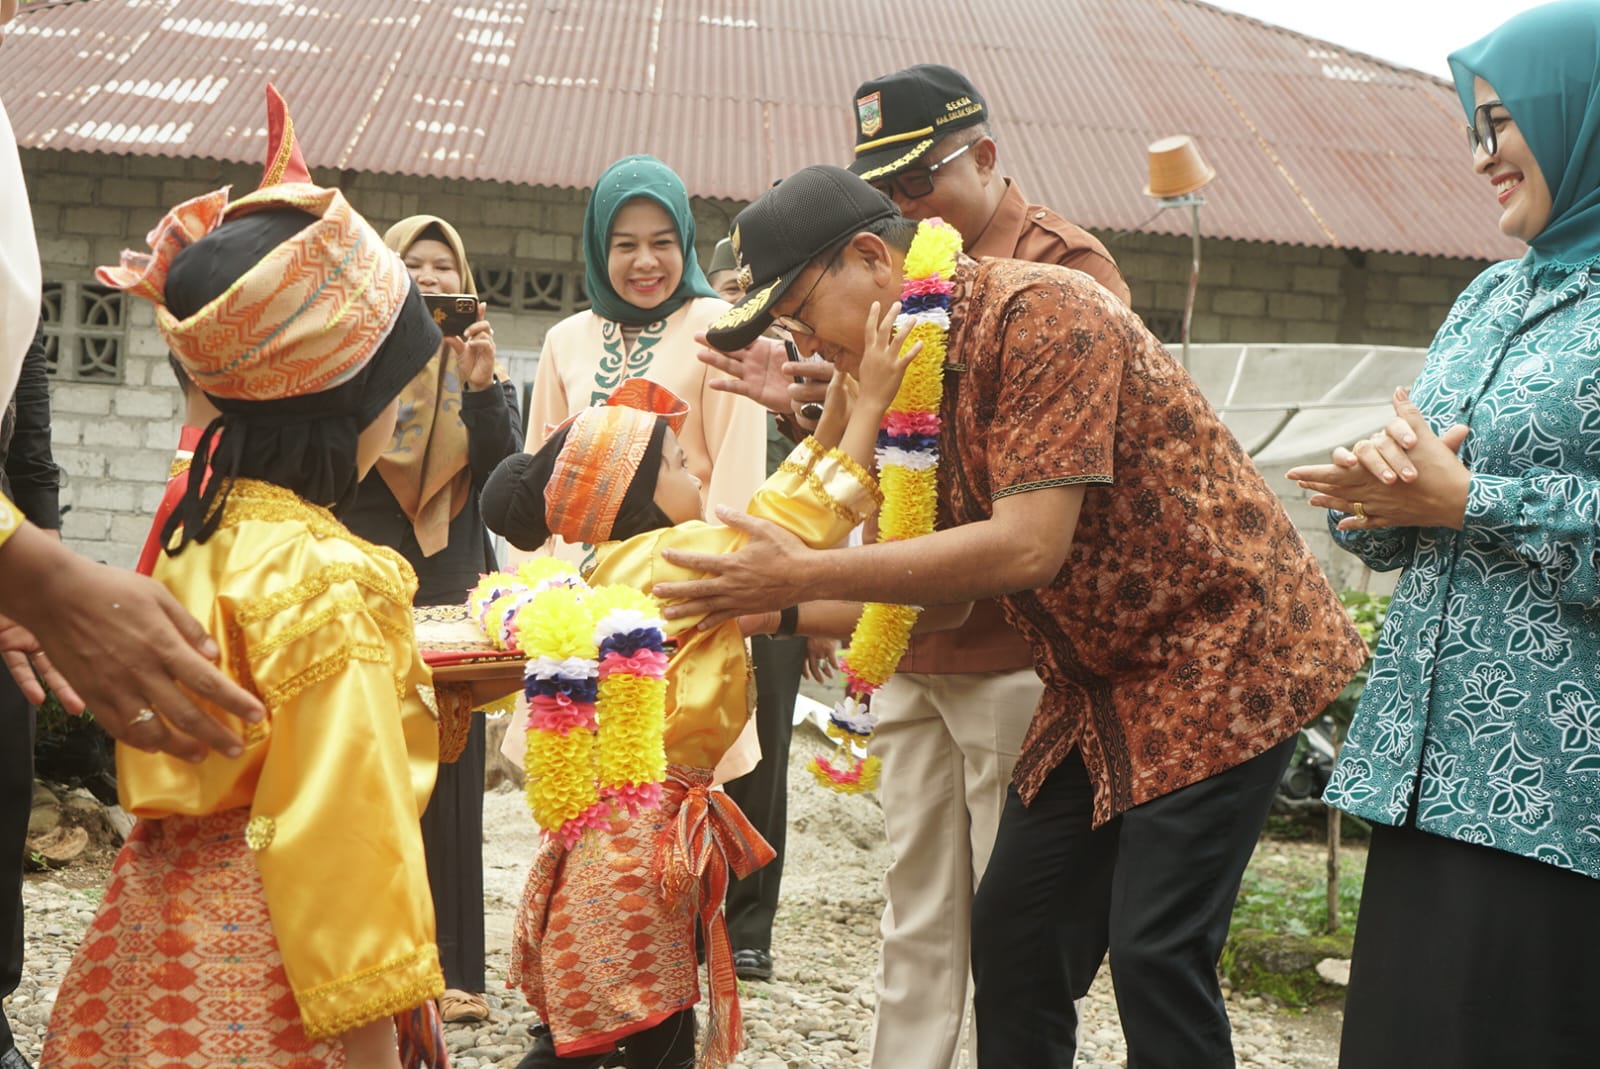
[867,668,1041,1069]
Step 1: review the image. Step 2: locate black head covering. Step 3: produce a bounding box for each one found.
[159,207,441,553]
[480,419,671,552]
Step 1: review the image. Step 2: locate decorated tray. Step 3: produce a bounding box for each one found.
[414,603,525,682]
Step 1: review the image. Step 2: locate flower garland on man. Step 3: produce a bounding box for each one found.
[812,217,960,792]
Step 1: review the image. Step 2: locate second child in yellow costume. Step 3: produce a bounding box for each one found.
[480,303,964,1069]
[42,181,451,1069]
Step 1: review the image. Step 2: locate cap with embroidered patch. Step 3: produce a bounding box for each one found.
[704,165,897,352]
[849,64,988,183]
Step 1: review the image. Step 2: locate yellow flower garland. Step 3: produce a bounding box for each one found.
[470,562,669,843]
[810,218,962,793]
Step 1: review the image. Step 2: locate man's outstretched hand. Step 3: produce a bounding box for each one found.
[654,507,814,629]
[0,524,264,760]
[696,333,834,426]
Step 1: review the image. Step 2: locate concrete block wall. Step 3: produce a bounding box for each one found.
[1106,231,1492,348]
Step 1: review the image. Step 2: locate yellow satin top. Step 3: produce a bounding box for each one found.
[589,438,879,769]
[0,492,20,549]
[123,478,443,1039]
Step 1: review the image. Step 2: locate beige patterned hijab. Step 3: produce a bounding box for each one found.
[378,214,494,555]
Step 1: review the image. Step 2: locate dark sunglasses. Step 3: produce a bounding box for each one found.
[1467,100,1509,157]
[870,140,974,201]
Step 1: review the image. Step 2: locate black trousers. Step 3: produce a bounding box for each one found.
[421,711,486,992]
[0,674,35,1055]
[722,636,805,953]
[971,736,1294,1069]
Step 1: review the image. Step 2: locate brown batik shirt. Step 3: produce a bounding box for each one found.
[900,178,1130,674]
[938,256,1365,823]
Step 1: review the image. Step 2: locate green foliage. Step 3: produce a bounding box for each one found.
[1222,858,1364,1005]
[1325,590,1390,731]
[1231,866,1363,938]
[36,689,93,737]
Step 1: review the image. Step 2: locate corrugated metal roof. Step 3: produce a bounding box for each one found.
[3,0,1524,260]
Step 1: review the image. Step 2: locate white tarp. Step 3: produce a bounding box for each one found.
[1186,344,1430,464]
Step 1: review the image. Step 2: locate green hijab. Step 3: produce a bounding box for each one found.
[1449,0,1600,270]
[583,155,717,326]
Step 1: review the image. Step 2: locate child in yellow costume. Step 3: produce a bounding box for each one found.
[42,181,452,1069]
[480,303,964,1069]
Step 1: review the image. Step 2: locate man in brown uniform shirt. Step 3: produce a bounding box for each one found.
[667,166,1366,1069]
[846,64,1130,1069]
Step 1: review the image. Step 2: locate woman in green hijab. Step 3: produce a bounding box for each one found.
[1286,2,1600,1065]
[522,155,767,571]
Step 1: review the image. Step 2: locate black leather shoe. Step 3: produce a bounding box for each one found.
[1,1047,35,1069]
[733,947,773,981]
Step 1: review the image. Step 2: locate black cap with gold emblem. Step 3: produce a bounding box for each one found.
[849,64,988,183]
[704,165,898,352]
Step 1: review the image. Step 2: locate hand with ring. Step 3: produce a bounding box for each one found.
[1286,388,1473,532]
[0,522,264,761]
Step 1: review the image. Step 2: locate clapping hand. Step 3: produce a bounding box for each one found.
[1286,387,1471,531]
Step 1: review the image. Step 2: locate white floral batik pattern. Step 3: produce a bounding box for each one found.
[1323,256,1600,880]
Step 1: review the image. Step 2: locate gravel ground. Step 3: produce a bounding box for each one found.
[9,723,1342,1067]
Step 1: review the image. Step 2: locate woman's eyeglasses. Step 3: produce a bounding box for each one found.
[870,140,975,201]
[1467,100,1508,157]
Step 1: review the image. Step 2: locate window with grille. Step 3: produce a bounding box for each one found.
[40,281,127,382]
[476,264,588,315]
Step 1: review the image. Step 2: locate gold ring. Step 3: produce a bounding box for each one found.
[1353,502,1367,521]
[131,708,157,725]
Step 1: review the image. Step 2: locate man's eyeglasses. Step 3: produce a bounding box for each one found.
[772,243,845,336]
[1467,100,1508,158]
[870,139,975,201]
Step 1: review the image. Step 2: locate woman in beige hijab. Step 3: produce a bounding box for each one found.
[343,214,523,1025]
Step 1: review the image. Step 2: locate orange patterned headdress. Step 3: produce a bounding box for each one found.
[261,83,312,188]
[544,379,690,544]
[95,182,410,403]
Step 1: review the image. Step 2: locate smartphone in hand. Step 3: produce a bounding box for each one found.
[422,293,478,337]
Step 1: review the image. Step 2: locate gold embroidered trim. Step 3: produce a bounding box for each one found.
[778,459,877,526]
[235,562,411,626]
[856,138,936,181]
[169,456,192,479]
[855,125,934,153]
[260,642,393,709]
[416,683,439,718]
[708,276,780,331]
[244,814,275,851]
[216,479,419,598]
[297,944,444,1039]
[777,458,811,482]
[823,449,881,503]
[991,473,1113,499]
[798,435,827,467]
[247,595,368,660]
[808,471,873,527]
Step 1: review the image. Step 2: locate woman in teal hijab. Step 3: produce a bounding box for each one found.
[522,153,766,576]
[581,154,718,324]
[1285,3,1600,1065]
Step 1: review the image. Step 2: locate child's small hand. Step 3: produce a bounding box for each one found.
[857,300,921,411]
[814,364,858,444]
